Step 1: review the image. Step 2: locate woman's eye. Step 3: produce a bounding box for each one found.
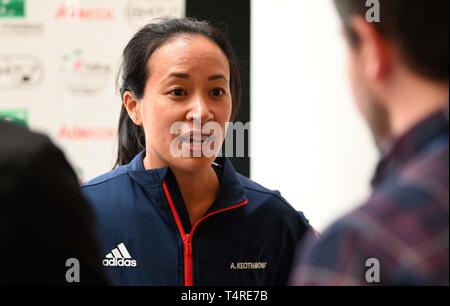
[210,88,225,97]
[170,88,187,97]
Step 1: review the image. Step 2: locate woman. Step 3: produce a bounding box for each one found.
[83,18,311,286]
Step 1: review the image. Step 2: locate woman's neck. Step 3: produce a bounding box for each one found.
[143,152,220,226]
[171,166,220,226]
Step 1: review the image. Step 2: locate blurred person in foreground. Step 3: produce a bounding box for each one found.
[291,0,448,285]
[0,120,108,285]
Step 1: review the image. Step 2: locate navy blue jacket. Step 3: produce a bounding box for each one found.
[82,151,311,285]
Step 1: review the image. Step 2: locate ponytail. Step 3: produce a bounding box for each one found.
[114,105,145,167]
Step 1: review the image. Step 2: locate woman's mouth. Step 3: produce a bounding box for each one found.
[180,132,215,155]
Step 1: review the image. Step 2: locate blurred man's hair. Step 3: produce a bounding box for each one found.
[334,0,449,81]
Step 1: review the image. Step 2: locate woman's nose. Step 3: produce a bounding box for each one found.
[186,96,214,123]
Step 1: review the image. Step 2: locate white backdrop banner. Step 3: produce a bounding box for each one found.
[0,0,186,181]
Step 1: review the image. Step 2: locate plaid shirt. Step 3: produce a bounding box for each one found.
[290,109,449,285]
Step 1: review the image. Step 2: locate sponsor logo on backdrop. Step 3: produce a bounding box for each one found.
[0,55,43,87]
[126,0,184,27]
[0,22,43,36]
[58,125,115,141]
[55,1,114,22]
[59,48,111,94]
[0,0,44,36]
[0,0,25,18]
[0,108,28,126]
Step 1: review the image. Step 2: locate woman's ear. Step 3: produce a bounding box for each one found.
[123,91,143,125]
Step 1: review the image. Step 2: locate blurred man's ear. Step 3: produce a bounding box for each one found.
[349,16,392,83]
[123,91,143,126]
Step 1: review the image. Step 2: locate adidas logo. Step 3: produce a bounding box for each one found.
[102,243,137,267]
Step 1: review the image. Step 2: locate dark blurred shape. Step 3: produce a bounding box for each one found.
[335,0,449,81]
[0,121,108,285]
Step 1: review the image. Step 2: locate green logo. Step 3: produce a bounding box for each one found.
[0,109,28,126]
[0,0,25,18]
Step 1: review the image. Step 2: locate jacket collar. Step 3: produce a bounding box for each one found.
[210,156,248,211]
[127,151,168,187]
[127,151,248,213]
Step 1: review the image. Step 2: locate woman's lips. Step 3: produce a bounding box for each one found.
[179,131,215,154]
[180,131,213,143]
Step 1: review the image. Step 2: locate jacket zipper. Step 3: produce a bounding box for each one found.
[183,234,193,286]
[162,180,248,286]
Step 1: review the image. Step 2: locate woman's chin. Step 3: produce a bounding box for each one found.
[171,156,216,173]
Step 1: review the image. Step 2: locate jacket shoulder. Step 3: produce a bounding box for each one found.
[237,173,310,226]
[82,166,129,188]
[81,166,131,209]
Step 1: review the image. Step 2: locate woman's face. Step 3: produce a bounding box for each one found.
[131,35,232,172]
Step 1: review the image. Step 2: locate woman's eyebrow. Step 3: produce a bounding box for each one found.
[161,73,228,83]
[164,72,190,81]
[208,74,228,82]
